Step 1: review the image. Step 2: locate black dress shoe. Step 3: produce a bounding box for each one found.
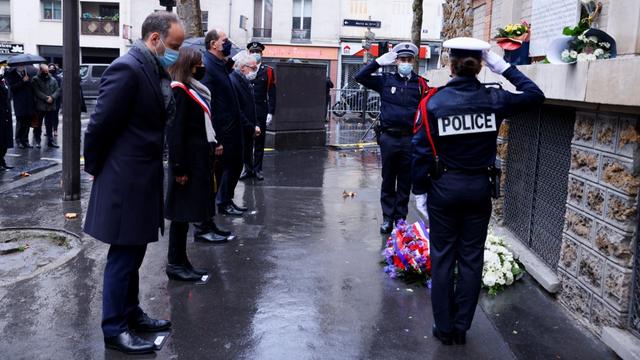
[184,259,208,276]
[453,329,466,345]
[380,220,393,234]
[48,142,60,148]
[211,222,232,237]
[219,205,244,216]
[17,143,26,149]
[432,324,453,345]
[34,143,41,149]
[104,331,155,354]
[239,170,254,180]
[129,313,172,332]
[194,231,229,243]
[24,143,33,149]
[231,201,248,212]
[166,264,202,281]
[255,172,264,181]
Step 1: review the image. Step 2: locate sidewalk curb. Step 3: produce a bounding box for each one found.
[601,327,640,360]
[0,164,62,194]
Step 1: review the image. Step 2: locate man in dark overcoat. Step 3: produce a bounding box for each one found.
[0,70,13,169]
[6,65,35,148]
[83,12,184,355]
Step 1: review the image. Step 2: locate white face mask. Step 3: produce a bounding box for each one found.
[245,70,258,81]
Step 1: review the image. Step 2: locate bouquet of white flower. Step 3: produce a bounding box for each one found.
[482,232,524,296]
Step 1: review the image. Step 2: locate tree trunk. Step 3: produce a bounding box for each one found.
[177,0,203,38]
[411,0,424,72]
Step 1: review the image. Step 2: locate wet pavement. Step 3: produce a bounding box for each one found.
[0,146,616,359]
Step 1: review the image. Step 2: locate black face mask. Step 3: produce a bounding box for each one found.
[193,66,206,80]
[222,40,232,57]
[40,72,49,78]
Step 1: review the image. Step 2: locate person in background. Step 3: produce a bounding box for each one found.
[31,64,60,148]
[83,12,184,354]
[242,41,276,181]
[0,66,13,170]
[165,46,216,281]
[230,52,261,181]
[6,64,35,149]
[202,29,247,218]
[48,63,62,137]
[325,76,334,120]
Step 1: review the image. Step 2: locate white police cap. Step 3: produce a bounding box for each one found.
[392,42,419,58]
[443,37,490,58]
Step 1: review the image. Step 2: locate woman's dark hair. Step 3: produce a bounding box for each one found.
[169,47,203,84]
[450,56,482,77]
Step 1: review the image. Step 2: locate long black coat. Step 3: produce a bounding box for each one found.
[5,68,35,117]
[83,46,168,246]
[229,71,257,132]
[165,85,215,223]
[0,78,12,150]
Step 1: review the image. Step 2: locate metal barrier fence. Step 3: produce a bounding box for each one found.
[326,88,380,146]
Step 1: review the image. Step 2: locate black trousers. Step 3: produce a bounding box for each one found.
[33,111,57,144]
[14,115,31,145]
[253,118,267,173]
[242,128,255,174]
[216,140,243,207]
[0,147,7,166]
[168,221,189,265]
[102,244,147,337]
[379,132,412,221]
[428,172,492,333]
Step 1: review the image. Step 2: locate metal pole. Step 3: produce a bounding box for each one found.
[62,0,81,201]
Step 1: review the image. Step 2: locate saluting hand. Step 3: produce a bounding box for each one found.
[482,50,510,75]
[375,51,398,66]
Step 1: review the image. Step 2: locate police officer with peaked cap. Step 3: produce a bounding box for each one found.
[412,37,545,345]
[355,42,429,234]
[240,41,276,181]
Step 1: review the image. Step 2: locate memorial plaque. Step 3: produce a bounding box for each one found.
[530,0,581,57]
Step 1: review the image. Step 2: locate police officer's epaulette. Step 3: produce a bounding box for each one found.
[481,82,503,89]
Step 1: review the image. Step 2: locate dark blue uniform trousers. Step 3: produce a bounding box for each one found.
[379,132,413,221]
[102,244,147,337]
[428,172,492,332]
[216,139,244,207]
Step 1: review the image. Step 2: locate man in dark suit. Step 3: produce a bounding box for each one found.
[83,12,184,355]
[242,41,276,180]
[230,52,261,173]
[201,29,247,217]
[6,65,35,148]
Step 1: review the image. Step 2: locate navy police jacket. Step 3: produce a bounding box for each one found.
[251,64,276,121]
[355,61,427,131]
[412,66,545,195]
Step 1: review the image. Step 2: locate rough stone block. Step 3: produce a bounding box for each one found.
[573,112,596,147]
[565,207,593,241]
[558,270,592,323]
[594,113,619,153]
[605,191,639,231]
[578,248,605,294]
[567,176,585,208]
[617,115,640,159]
[601,156,640,197]
[559,235,580,275]
[585,183,606,217]
[595,222,634,267]
[590,296,627,330]
[570,148,600,180]
[497,142,508,161]
[498,120,510,139]
[603,262,633,312]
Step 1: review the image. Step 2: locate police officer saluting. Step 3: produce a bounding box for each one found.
[240,41,276,181]
[412,37,545,345]
[356,42,429,234]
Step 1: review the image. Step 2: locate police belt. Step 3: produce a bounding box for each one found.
[383,127,413,137]
[442,166,493,176]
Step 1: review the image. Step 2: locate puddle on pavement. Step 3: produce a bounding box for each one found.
[0,229,81,282]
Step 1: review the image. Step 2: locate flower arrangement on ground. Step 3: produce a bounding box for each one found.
[382,220,431,284]
[556,0,613,63]
[482,232,524,296]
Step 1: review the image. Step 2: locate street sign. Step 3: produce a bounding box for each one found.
[343,19,381,28]
[0,42,24,55]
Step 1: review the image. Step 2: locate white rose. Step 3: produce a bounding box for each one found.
[588,36,599,43]
[587,54,597,61]
[577,53,588,62]
[570,50,578,58]
[594,48,604,57]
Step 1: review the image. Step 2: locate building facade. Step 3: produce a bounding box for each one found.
[431,1,640,358]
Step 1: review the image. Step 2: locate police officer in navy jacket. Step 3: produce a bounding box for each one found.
[412,37,545,345]
[355,42,429,234]
[83,12,184,354]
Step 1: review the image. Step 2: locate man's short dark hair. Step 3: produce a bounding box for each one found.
[204,29,220,50]
[141,11,180,40]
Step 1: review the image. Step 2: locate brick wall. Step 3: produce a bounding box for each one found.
[558,111,640,332]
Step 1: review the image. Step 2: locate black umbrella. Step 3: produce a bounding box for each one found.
[182,37,243,58]
[8,54,47,66]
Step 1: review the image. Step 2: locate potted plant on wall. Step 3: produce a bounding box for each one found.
[494,21,531,65]
[547,0,617,64]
